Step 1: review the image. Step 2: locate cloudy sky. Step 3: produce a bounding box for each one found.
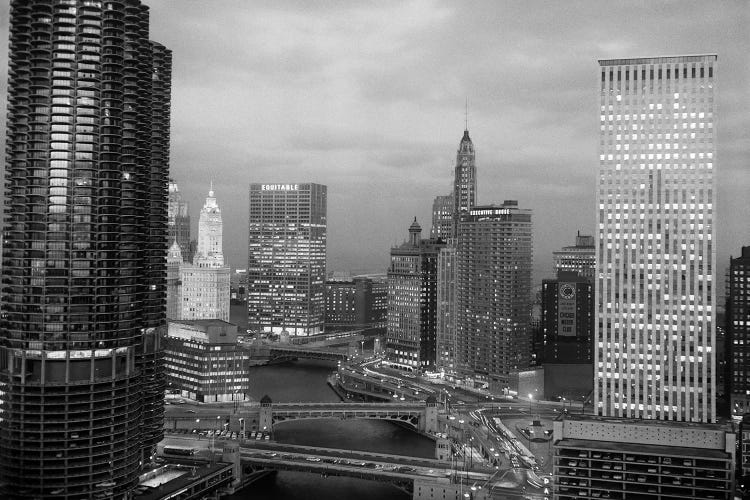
[1,1,748,287]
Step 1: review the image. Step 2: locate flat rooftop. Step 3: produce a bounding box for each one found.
[598,54,717,66]
[134,462,232,500]
[556,438,730,460]
[563,413,731,432]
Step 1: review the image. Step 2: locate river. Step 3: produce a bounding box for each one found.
[224,356,434,499]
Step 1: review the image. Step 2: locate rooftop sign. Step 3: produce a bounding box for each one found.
[262,184,299,191]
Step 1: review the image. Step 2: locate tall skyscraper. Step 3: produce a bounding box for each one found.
[167,178,191,262]
[553,231,596,281]
[435,246,456,373]
[728,246,750,417]
[0,1,171,497]
[434,126,479,375]
[430,193,453,240]
[176,188,230,321]
[194,186,225,268]
[455,202,533,390]
[595,55,717,422]
[386,219,445,371]
[247,183,327,336]
[452,129,476,238]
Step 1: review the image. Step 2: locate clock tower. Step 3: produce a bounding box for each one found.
[452,128,476,238]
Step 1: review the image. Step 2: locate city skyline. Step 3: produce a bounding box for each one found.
[2,1,746,286]
[1,2,747,496]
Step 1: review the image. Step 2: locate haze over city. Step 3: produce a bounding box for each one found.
[1,0,748,283]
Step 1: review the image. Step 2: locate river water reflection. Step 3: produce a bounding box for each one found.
[226,359,434,499]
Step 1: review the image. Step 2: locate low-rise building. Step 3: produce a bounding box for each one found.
[553,414,735,500]
[164,320,250,402]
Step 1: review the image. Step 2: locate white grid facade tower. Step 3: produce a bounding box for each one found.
[595,55,717,423]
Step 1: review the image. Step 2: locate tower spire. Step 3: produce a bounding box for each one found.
[465,97,468,131]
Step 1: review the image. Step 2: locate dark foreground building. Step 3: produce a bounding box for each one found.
[541,272,594,400]
[0,1,171,498]
[729,247,750,417]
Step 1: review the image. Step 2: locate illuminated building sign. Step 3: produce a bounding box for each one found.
[470,208,511,216]
[558,283,577,337]
[261,184,299,191]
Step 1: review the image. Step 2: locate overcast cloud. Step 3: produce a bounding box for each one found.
[0,1,748,289]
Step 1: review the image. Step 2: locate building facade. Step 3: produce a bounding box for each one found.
[553,232,595,281]
[164,321,250,402]
[728,247,750,416]
[542,272,595,364]
[166,242,183,320]
[454,202,533,390]
[168,178,191,262]
[553,415,735,500]
[230,268,248,303]
[740,414,750,480]
[430,193,453,241]
[175,188,230,322]
[386,220,446,371]
[452,130,476,238]
[325,275,388,331]
[0,1,170,497]
[435,246,457,374]
[247,183,327,336]
[541,272,594,399]
[595,55,717,422]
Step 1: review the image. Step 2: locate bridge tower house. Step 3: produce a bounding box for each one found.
[259,395,273,434]
[420,395,439,434]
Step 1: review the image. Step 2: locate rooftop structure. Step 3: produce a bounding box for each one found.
[553,231,595,281]
[553,414,735,500]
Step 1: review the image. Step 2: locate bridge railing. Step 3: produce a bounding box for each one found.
[271,402,424,409]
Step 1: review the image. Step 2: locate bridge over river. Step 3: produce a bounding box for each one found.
[166,399,441,435]
[160,435,500,498]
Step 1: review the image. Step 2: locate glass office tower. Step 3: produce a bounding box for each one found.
[595,55,717,422]
[247,183,327,336]
[0,1,171,497]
